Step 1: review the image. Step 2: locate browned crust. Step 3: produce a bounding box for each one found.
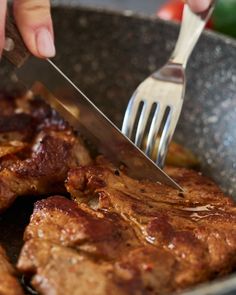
[0,246,24,295]
[17,160,236,295]
[0,95,91,213]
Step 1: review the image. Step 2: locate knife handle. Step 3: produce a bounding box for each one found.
[3,13,30,68]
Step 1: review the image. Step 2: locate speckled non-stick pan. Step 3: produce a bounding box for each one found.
[0,4,236,295]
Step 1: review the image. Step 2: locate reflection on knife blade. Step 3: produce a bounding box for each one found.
[3,13,182,190]
[13,57,182,190]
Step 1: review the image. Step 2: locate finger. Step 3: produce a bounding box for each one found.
[187,0,212,13]
[13,0,55,58]
[0,0,7,56]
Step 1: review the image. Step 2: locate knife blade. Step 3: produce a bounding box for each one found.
[3,15,182,190]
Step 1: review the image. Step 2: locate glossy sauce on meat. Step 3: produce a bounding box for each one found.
[17,159,236,295]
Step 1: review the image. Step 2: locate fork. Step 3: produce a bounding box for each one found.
[122,3,215,168]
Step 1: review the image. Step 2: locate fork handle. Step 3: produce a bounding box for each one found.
[170,2,215,68]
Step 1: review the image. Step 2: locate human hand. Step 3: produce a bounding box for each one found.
[0,0,55,58]
[187,0,212,12]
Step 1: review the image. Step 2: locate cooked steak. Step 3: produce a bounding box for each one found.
[0,95,91,212]
[17,159,236,295]
[18,196,176,295]
[0,245,24,295]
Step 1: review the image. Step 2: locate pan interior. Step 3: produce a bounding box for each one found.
[0,5,236,295]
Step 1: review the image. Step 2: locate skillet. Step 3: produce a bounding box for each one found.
[0,4,236,295]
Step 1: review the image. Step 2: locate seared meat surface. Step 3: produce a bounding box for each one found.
[17,159,236,295]
[2,93,236,294]
[0,245,24,295]
[0,94,91,212]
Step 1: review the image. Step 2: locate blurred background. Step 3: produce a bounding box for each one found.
[54,0,236,38]
[53,0,165,14]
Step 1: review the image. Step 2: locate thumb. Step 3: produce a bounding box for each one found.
[13,0,55,58]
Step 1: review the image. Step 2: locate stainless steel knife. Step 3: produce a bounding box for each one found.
[3,15,182,190]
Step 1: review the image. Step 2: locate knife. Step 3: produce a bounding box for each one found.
[3,15,182,191]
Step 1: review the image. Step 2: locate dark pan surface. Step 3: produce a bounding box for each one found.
[0,5,236,295]
[0,198,36,263]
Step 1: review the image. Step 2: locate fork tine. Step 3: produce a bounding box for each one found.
[134,102,153,148]
[156,108,176,168]
[122,91,141,138]
[145,104,166,158]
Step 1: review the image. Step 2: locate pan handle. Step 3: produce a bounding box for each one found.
[170,2,215,67]
[3,13,30,68]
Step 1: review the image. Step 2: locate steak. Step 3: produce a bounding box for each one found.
[0,94,91,212]
[17,158,236,295]
[0,245,24,295]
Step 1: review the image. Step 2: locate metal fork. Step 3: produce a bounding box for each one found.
[122,3,215,168]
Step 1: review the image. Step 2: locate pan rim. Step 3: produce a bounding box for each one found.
[47,4,236,295]
[3,4,236,295]
[51,3,236,48]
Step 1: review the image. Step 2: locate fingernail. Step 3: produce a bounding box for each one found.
[197,0,211,11]
[36,28,55,58]
[190,0,211,12]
